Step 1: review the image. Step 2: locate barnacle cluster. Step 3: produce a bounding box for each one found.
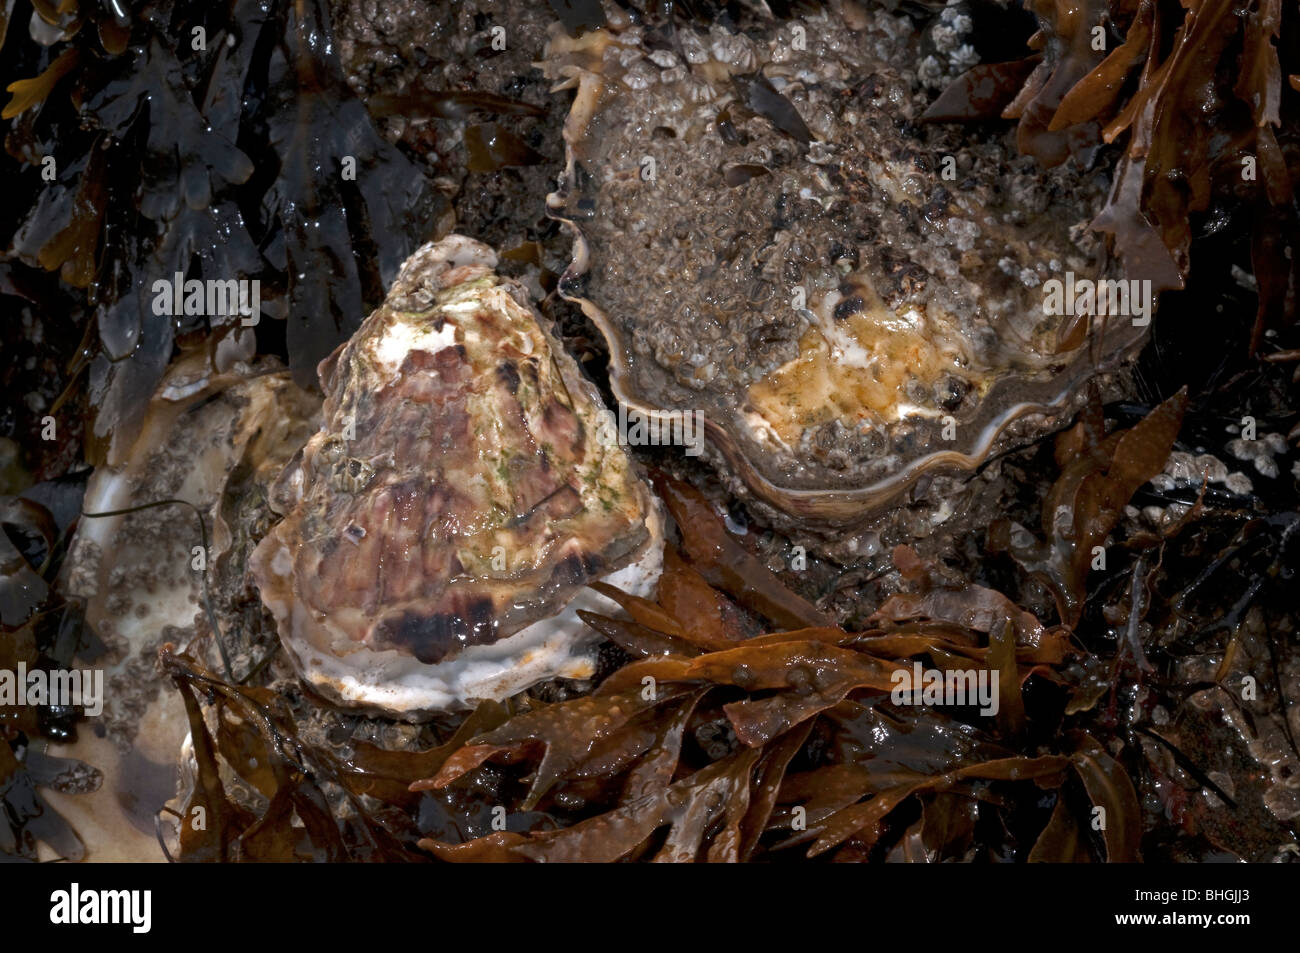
[544,4,1149,527]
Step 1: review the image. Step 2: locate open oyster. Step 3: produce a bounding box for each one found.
[544,5,1150,526]
[250,235,662,716]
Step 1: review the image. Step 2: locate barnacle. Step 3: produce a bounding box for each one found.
[543,4,1149,527]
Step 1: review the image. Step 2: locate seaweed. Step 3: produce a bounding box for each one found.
[0,736,99,862]
[0,498,54,628]
[152,391,1215,863]
[930,0,1300,336]
[413,688,694,810]
[162,648,422,862]
[652,472,832,630]
[1,481,98,861]
[989,388,1188,626]
[262,0,437,384]
[1,0,439,464]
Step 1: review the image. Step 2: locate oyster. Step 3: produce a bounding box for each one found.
[250,235,662,716]
[543,5,1149,526]
[56,354,318,861]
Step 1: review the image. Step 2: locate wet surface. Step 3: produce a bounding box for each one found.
[1,0,1297,863]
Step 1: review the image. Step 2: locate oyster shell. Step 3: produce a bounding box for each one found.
[55,354,318,861]
[543,6,1149,526]
[250,235,662,716]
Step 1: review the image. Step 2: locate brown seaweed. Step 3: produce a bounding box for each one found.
[163,648,422,862]
[989,388,1188,625]
[653,473,832,630]
[160,391,1205,862]
[931,0,1300,336]
[1,0,439,465]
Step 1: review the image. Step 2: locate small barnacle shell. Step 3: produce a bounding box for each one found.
[710,29,755,70]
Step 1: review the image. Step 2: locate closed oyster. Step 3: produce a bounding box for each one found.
[544,5,1150,526]
[250,235,662,716]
